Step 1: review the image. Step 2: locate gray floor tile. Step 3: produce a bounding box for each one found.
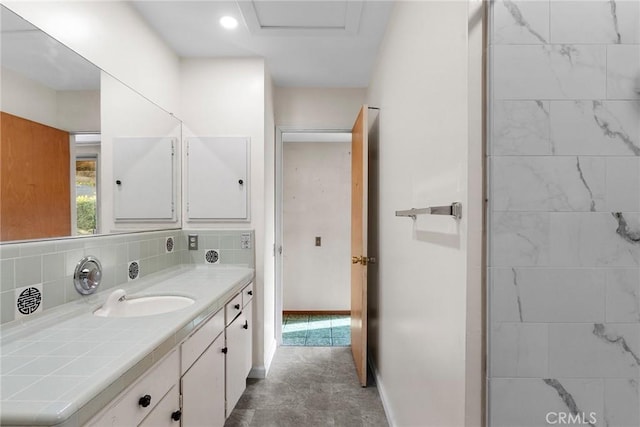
[227,347,388,427]
[225,409,255,427]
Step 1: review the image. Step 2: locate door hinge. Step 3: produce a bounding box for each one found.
[179,394,183,408]
[352,256,376,266]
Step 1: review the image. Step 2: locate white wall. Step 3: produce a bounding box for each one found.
[283,141,351,311]
[180,58,274,375]
[262,67,277,373]
[366,1,483,426]
[100,72,181,234]
[3,1,180,114]
[57,90,100,132]
[1,67,57,127]
[275,87,366,129]
[1,66,100,133]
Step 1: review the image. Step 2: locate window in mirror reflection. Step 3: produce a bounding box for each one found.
[74,134,101,235]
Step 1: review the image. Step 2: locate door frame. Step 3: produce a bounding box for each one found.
[274,126,351,344]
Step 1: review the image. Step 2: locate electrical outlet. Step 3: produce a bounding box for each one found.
[315,236,321,247]
[188,234,198,250]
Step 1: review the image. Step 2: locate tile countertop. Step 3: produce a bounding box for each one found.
[0,264,254,427]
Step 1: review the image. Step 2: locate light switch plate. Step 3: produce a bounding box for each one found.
[241,233,251,249]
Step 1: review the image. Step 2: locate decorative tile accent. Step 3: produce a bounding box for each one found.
[127,260,140,281]
[165,236,174,253]
[14,284,43,318]
[204,249,220,264]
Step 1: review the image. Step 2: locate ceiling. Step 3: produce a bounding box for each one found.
[0,6,100,91]
[131,0,394,87]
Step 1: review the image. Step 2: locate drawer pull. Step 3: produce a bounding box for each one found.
[138,394,152,408]
[234,303,240,310]
[243,320,249,330]
[222,347,228,354]
[171,410,182,421]
[247,290,253,296]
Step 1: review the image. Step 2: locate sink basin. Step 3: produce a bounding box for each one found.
[94,289,195,318]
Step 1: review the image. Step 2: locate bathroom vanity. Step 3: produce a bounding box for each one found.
[0,265,254,427]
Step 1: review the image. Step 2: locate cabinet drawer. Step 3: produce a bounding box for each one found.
[88,350,179,426]
[225,293,243,326]
[242,282,254,307]
[181,309,224,374]
[138,385,180,427]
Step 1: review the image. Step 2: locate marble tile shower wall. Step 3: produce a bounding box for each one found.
[0,229,254,326]
[489,1,640,426]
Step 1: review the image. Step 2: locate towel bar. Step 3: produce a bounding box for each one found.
[395,202,462,220]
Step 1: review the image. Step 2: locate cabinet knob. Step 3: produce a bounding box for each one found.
[171,410,182,422]
[222,347,228,354]
[115,180,122,185]
[238,179,244,185]
[234,303,240,310]
[138,394,151,408]
[243,320,249,330]
[247,290,253,296]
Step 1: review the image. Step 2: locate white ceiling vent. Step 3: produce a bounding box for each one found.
[238,0,363,36]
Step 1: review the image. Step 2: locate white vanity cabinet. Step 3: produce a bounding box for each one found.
[180,309,226,427]
[86,350,180,427]
[225,284,253,416]
[138,385,181,427]
[84,283,254,427]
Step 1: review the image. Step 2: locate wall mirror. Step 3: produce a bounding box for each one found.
[0,5,181,243]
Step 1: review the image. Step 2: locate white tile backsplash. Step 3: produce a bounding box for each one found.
[0,229,254,325]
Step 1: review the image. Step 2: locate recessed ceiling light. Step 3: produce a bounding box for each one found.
[220,16,238,29]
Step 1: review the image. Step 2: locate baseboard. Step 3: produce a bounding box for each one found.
[283,310,350,315]
[248,339,277,379]
[369,355,395,427]
[248,366,265,379]
[264,337,277,376]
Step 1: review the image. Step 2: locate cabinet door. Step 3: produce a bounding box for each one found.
[186,137,249,220]
[85,350,179,426]
[243,300,253,378]
[138,385,180,427]
[225,310,248,416]
[113,137,176,220]
[181,333,226,427]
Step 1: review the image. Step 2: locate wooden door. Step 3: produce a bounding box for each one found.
[0,112,70,241]
[351,105,368,387]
